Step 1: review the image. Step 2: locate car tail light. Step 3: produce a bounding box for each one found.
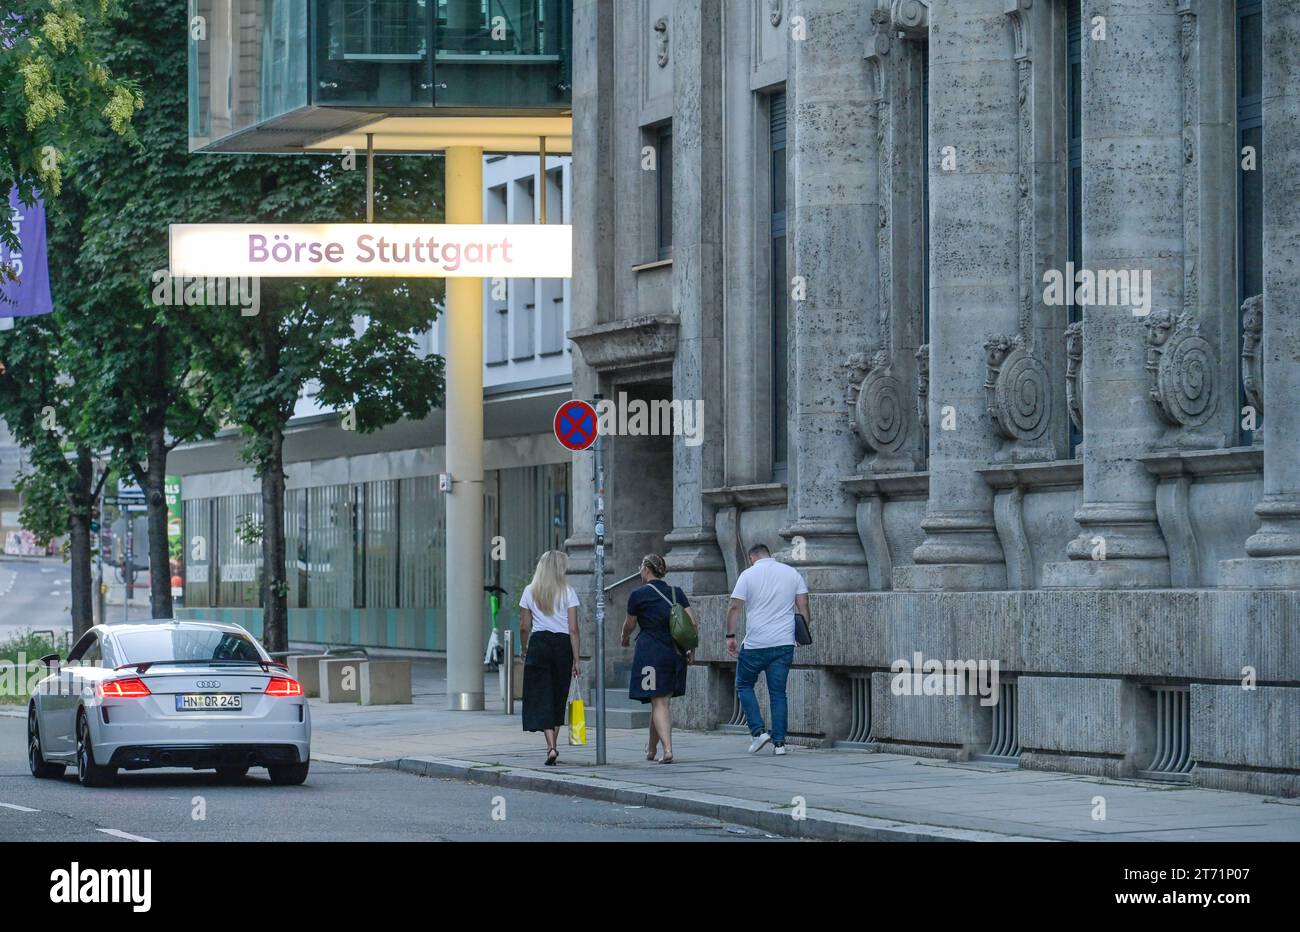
[265,677,302,697]
[99,677,151,698]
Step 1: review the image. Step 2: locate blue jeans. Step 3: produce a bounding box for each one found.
[735,645,795,744]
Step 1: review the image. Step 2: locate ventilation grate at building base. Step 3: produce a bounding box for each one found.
[835,673,873,748]
[1137,686,1194,783]
[970,681,1021,765]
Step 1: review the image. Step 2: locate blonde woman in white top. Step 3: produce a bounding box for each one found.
[518,550,581,765]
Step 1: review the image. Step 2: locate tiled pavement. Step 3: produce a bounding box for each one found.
[307,660,1300,842]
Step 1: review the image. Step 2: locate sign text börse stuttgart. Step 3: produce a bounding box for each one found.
[169,224,573,279]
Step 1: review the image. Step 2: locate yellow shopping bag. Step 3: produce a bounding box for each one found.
[567,678,587,746]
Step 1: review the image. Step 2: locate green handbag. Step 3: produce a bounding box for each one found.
[652,581,698,651]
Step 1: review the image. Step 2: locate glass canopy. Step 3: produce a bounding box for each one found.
[188,0,573,153]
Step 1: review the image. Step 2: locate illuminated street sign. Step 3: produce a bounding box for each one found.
[169,223,573,279]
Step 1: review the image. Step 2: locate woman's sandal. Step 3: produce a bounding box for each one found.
[645,745,657,762]
[660,753,674,764]
[545,749,559,766]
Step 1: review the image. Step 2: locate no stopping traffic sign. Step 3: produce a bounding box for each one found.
[554,400,598,451]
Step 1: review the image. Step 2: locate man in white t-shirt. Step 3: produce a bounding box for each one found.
[725,544,810,755]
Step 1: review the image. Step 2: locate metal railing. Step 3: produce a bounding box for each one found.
[602,570,641,593]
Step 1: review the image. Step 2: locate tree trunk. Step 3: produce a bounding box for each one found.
[67,448,95,639]
[144,427,173,619]
[260,424,288,653]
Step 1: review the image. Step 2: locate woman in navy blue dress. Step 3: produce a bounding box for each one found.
[621,554,698,763]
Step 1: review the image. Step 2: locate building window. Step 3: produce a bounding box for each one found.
[1067,0,1083,453]
[485,183,509,365]
[1238,0,1263,443]
[656,124,673,260]
[339,0,427,59]
[770,91,788,479]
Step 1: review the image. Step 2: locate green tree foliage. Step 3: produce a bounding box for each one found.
[195,160,447,651]
[5,0,445,645]
[0,308,106,637]
[74,0,442,645]
[0,0,141,255]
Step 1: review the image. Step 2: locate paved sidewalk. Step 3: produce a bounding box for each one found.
[308,661,1300,842]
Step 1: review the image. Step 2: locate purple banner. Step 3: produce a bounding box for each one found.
[1,187,54,317]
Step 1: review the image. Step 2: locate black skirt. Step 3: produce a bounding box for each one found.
[522,631,572,732]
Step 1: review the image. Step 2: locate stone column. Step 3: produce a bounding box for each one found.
[662,0,728,594]
[781,0,875,591]
[894,0,1021,591]
[1221,0,1300,587]
[1041,0,1182,589]
[564,0,615,615]
[720,5,768,486]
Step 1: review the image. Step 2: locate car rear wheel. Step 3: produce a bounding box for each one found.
[267,760,310,786]
[28,707,65,779]
[76,712,116,788]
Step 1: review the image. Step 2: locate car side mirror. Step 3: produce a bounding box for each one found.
[38,653,59,667]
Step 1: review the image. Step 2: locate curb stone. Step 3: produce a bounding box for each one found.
[373,755,1046,842]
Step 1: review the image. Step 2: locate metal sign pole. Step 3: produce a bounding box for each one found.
[366,133,375,223]
[94,476,105,627]
[124,514,132,624]
[592,393,606,766]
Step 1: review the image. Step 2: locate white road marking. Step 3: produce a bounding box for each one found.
[0,802,40,813]
[97,828,157,843]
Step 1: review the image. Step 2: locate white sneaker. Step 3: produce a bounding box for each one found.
[748,732,772,753]
[773,743,787,756]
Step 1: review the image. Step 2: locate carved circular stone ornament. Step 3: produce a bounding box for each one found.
[893,0,929,33]
[991,347,1051,441]
[1155,325,1216,428]
[855,368,908,454]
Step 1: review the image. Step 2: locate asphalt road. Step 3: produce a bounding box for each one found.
[0,556,153,643]
[0,717,788,842]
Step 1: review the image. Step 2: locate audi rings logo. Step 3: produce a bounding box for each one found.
[196,680,221,689]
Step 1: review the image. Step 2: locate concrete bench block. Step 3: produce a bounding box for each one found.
[360,660,413,706]
[320,657,365,703]
[498,656,525,702]
[287,654,330,698]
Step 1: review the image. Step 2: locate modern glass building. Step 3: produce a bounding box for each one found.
[188,0,572,153]
[179,4,575,667]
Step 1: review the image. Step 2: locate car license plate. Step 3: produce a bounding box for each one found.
[175,693,242,711]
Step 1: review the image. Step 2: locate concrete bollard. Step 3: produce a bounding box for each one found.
[360,660,413,706]
[287,654,330,699]
[319,657,364,703]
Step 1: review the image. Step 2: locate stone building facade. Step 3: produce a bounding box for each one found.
[566,0,1299,794]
